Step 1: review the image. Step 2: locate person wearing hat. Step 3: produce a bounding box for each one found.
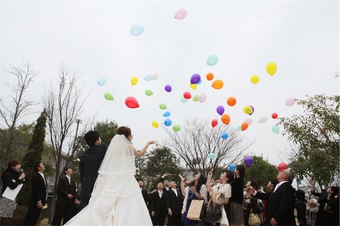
[246,168,296,225]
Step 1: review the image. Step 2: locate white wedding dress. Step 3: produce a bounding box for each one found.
[65,135,152,226]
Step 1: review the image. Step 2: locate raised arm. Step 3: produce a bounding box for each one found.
[179,174,186,196]
[206,170,213,192]
[134,140,156,158]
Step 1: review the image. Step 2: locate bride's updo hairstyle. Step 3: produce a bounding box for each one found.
[116,126,131,139]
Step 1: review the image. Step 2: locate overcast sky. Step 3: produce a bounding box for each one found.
[1,0,339,166]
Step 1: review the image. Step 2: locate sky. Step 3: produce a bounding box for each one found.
[0,0,339,166]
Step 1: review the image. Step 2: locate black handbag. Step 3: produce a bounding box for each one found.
[204,200,222,224]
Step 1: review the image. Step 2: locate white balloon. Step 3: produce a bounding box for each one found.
[258,116,268,123]
[245,117,253,125]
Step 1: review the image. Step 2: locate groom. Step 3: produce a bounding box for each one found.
[79,131,108,210]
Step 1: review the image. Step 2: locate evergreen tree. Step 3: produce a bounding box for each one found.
[18,109,47,205]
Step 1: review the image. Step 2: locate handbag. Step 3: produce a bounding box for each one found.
[213,192,225,206]
[205,199,222,224]
[248,213,261,226]
[187,199,204,221]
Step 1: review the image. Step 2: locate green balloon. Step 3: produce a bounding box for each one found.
[159,103,167,110]
[207,54,218,66]
[193,95,199,102]
[173,124,181,132]
[104,92,114,101]
[145,89,153,96]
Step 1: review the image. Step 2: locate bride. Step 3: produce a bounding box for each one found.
[65,126,156,226]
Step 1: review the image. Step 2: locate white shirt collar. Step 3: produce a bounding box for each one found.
[273,181,288,192]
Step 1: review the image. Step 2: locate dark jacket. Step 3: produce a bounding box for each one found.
[79,143,107,199]
[149,190,170,216]
[230,177,244,204]
[255,181,295,225]
[29,173,47,206]
[1,169,23,195]
[56,175,79,207]
[168,188,183,215]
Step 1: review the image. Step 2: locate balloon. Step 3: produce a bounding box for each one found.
[216,105,225,115]
[207,54,218,66]
[278,162,287,172]
[159,103,167,110]
[125,96,139,108]
[163,111,171,117]
[244,156,253,167]
[206,72,214,81]
[183,91,191,99]
[152,121,159,128]
[165,84,172,92]
[249,105,255,115]
[190,83,197,90]
[272,113,278,119]
[285,98,296,107]
[272,125,280,134]
[164,119,172,127]
[192,95,199,102]
[104,92,114,101]
[173,124,181,132]
[241,122,249,131]
[227,97,237,106]
[131,76,138,86]
[229,163,236,172]
[245,117,253,125]
[145,89,153,96]
[250,75,259,84]
[212,80,224,90]
[181,98,188,103]
[144,75,153,81]
[199,93,207,103]
[243,106,253,115]
[97,77,106,86]
[258,116,268,123]
[221,114,230,125]
[130,24,145,36]
[190,74,201,84]
[211,119,218,128]
[221,132,229,139]
[174,8,187,19]
[208,153,216,159]
[266,62,277,76]
[152,74,158,80]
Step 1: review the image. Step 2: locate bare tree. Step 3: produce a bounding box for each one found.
[43,65,86,221]
[0,62,37,168]
[164,119,253,175]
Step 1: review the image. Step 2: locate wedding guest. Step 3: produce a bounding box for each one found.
[0,160,25,225]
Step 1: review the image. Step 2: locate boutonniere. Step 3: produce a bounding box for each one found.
[12,179,16,183]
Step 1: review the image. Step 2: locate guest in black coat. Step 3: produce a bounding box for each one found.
[139,180,149,206]
[79,131,108,210]
[158,173,170,191]
[295,190,307,226]
[247,168,296,225]
[167,181,183,226]
[149,182,170,226]
[51,167,80,226]
[23,162,47,226]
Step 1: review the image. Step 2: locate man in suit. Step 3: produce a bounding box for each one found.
[149,182,170,226]
[139,180,149,206]
[167,181,183,226]
[247,168,296,225]
[51,167,80,226]
[158,173,170,191]
[79,130,107,210]
[23,162,47,226]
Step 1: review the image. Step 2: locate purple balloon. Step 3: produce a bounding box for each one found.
[190,74,201,84]
[165,84,172,92]
[249,105,254,115]
[216,105,225,115]
[244,156,253,167]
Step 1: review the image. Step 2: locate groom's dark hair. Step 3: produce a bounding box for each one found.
[116,126,131,139]
[85,130,100,146]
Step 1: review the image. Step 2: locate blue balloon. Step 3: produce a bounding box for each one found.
[97,77,106,86]
[164,119,172,127]
[229,163,236,172]
[221,132,228,139]
[130,24,145,36]
[163,111,171,117]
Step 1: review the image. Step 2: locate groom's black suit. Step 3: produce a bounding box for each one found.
[79,143,107,209]
[167,188,183,226]
[149,190,170,226]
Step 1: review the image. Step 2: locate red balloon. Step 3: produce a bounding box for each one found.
[211,119,218,128]
[277,162,287,172]
[183,91,191,99]
[125,96,139,108]
[272,113,278,119]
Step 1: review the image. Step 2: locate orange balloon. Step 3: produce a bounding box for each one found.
[241,122,248,131]
[212,79,224,90]
[206,72,214,81]
[227,97,237,106]
[221,114,230,125]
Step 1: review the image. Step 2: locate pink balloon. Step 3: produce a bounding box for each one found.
[174,8,187,20]
[285,98,296,107]
[125,96,139,109]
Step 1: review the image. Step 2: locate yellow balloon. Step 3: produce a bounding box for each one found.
[250,75,259,84]
[266,62,277,76]
[243,105,253,115]
[212,79,224,90]
[131,76,138,86]
[151,121,159,128]
[190,83,197,90]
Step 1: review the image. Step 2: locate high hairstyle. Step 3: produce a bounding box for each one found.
[1,160,20,181]
[85,131,100,146]
[236,164,246,178]
[116,126,131,139]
